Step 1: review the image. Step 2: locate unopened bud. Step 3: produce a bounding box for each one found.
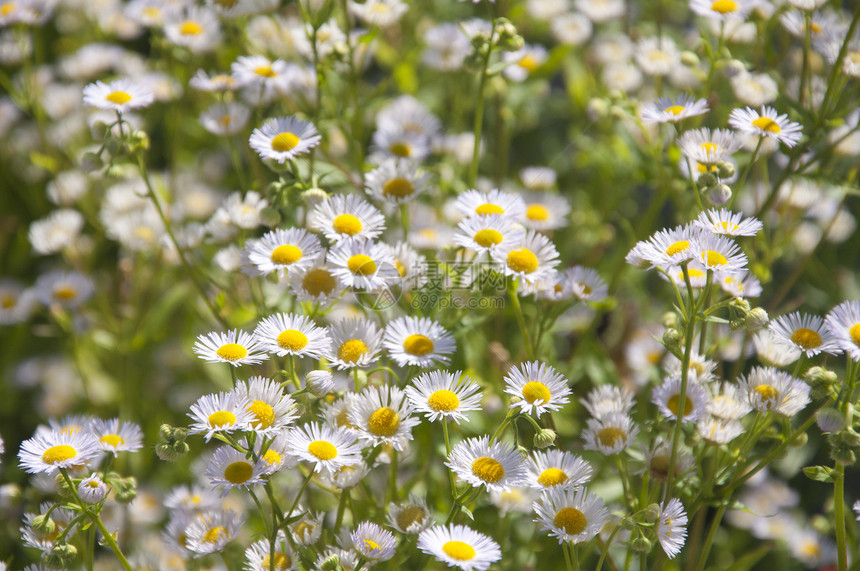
[534,428,557,449]
[662,312,680,330]
[790,432,809,447]
[696,172,717,190]
[259,206,281,228]
[804,366,838,387]
[306,370,334,397]
[45,543,77,568]
[80,151,103,172]
[641,503,661,524]
[745,308,769,332]
[830,444,856,466]
[680,51,700,67]
[301,187,328,209]
[156,442,179,462]
[159,424,173,441]
[587,98,609,121]
[320,553,343,571]
[662,328,683,352]
[707,184,732,206]
[816,408,846,433]
[723,59,746,78]
[31,514,56,536]
[114,477,137,504]
[716,160,735,179]
[631,535,652,553]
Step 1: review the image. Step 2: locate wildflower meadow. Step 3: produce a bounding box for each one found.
[3,0,860,569]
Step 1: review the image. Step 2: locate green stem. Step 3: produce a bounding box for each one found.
[596,525,621,571]
[468,24,496,187]
[563,541,574,571]
[442,419,457,497]
[727,137,763,211]
[835,463,848,571]
[334,489,350,534]
[507,279,535,358]
[694,505,726,571]
[286,470,315,521]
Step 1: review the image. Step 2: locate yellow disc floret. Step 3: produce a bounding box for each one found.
[41,445,77,465]
[403,334,434,356]
[507,248,539,273]
[338,339,369,363]
[367,407,400,437]
[554,507,587,535]
[443,540,476,561]
[428,389,460,412]
[271,132,300,152]
[471,456,505,483]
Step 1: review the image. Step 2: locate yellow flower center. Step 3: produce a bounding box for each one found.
[263,449,282,466]
[208,410,237,428]
[271,132,300,152]
[261,553,291,571]
[336,409,358,429]
[667,394,694,417]
[790,328,822,349]
[363,539,382,553]
[665,105,685,115]
[382,178,415,199]
[752,117,781,133]
[302,268,337,296]
[278,329,309,351]
[538,467,569,487]
[270,244,303,265]
[474,229,504,248]
[86,480,101,488]
[403,334,434,356]
[665,240,689,256]
[224,461,253,484]
[106,91,132,104]
[308,440,337,460]
[367,407,400,437]
[554,507,587,535]
[1,294,15,308]
[526,204,549,220]
[216,343,248,361]
[180,20,202,35]
[475,203,504,216]
[255,66,276,77]
[753,384,779,405]
[347,254,377,275]
[720,222,739,232]
[53,286,78,300]
[519,54,541,72]
[389,142,411,157]
[703,250,727,266]
[333,214,363,235]
[597,427,626,448]
[471,456,505,483]
[41,445,77,465]
[507,248,539,273]
[428,389,460,412]
[395,260,407,277]
[1,3,16,17]
[396,505,427,530]
[99,434,124,448]
[202,526,226,544]
[849,323,860,347]
[338,339,368,363]
[443,540,476,561]
[248,400,275,429]
[710,0,737,13]
[522,381,551,404]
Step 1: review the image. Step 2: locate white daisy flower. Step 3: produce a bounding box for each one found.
[254,433,296,475]
[383,316,456,368]
[327,237,399,291]
[351,521,397,562]
[582,385,635,420]
[322,393,363,435]
[86,418,144,456]
[199,102,250,136]
[247,227,323,277]
[697,415,744,444]
[565,266,609,302]
[728,106,803,147]
[446,436,527,493]
[164,7,222,53]
[364,157,431,205]
[492,229,560,284]
[288,261,344,304]
[348,0,408,27]
[232,376,299,435]
[316,549,359,571]
[78,475,108,505]
[371,126,431,161]
[34,270,94,309]
[309,194,386,243]
[244,531,296,571]
[164,485,220,515]
[707,381,753,421]
[770,311,841,357]
[754,329,802,367]
[656,498,688,559]
[503,43,549,82]
[504,361,571,418]
[634,36,679,76]
[387,240,428,291]
[0,280,37,324]
[652,376,711,423]
[690,0,755,20]
[692,232,748,273]
[644,438,695,482]
[575,0,626,22]
[205,446,267,494]
[551,12,593,46]
[253,313,331,359]
[695,208,762,236]
[454,215,526,255]
[678,128,742,165]
[826,301,860,361]
[739,366,811,416]
[21,504,78,553]
[320,458,370,489]
[422,22,471,71]
[582,412,638,455]
[406,370,483,424]
[348,385,419,451]
[193,329,269,367]
[189,69,241,92]
[18,430,100,474]
[641,94,709,124]
[634,224,702,269]
[185,509,244,555]
[187,391,254,441]
[664,263,710,290]
[326,317,384,369]
[289,509,324,546]
[28,209,85,255]
[454,188,526,219]
[719,270,762,298]
[249,116,321,163]
[520,192,570,230]
[417,524,502,571]
[285,422,362,474]
[525,449,593,491]
[82,78,154,113]
[388,495,432,534]
[533,487,610,544]
[490,486,541,517]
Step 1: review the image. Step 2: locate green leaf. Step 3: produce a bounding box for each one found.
[459,506,474,521]
[802,465,835,483]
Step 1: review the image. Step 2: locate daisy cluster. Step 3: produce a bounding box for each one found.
[2,0,860,569]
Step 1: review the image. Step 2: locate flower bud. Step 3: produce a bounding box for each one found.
[534,428,557,449]
[745,308,769,332]
[159,423,174,441]
[301,187,328,209]
[45,543,78,568]
[587,98,609,121]
[156,442,179,461]
[830,444,856,466]
[259,206,281,228]
[680,51,700,67]
[306,370,334,397]
[640,503,662,524]
[320,553,343,571]
[114,477,137,504]
[707,184,732,206]
[696,172,717,190]
[723,59,746,78]
[31,514,56,536]
[80,151,104,172]
[816,408,846,433]
[790,432,808,447]
[631,535,652,553]
[662,328,683,353]
[662,312,680,330]
[716,160,736,179]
